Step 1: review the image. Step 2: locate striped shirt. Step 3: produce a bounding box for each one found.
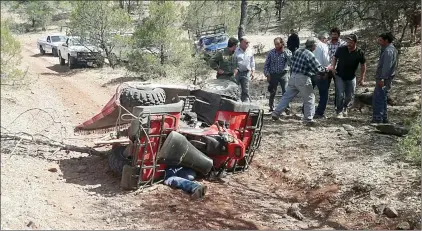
[291,48,326,78]
[263,48,292,76]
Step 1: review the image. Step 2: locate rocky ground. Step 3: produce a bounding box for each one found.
[1,26,421,230]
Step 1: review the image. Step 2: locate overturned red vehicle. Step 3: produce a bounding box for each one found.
[75,80,264,190]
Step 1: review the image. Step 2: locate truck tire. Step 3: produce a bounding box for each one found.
[68,55,76,69]
[119,87,166,110]
[202,79,240,101]
[52,48,58,57]
[59,52,65,66]
[39,45,45,55]
[108,145,131,176]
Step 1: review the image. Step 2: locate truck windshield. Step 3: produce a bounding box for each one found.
[51,36,66,43]
[202,35,228,46]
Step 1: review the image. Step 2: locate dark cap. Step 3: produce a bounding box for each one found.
[346,34,358,42]
[228,37,239,47]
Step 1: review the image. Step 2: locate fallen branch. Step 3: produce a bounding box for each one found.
[1,133,108,157]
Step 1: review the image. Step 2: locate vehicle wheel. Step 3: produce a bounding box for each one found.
[108,145,131,176]
[59,52,65,66]
[39,46,45,55]
[202,79,240,101]
[52,48,58,57]
[68,55,75,69]
[119,87,166,111]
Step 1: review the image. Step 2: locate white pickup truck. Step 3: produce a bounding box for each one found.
[57,36,105,69]
[37,34,67,57]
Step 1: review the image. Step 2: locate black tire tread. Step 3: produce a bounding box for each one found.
[108,146,131,176]
[119,87,166,110]
[202,79,240,101]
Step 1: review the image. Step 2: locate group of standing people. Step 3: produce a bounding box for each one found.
[269,28,397,124]
[209,27,398,124]
[162,28,398,201]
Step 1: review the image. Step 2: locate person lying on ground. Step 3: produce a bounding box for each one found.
[164,166,207,200]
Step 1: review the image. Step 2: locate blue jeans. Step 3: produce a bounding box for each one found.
[274,73,315,121]
[372,79,392,122]
[164,167,200,194]
[335,76,356,114]
[315,76,332,116]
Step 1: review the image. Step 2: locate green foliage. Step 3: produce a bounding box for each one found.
[1,19,24,85]
[69,1,132,68]
[9,1,55,29]
[399,115,421,165]
[184,1,240,36]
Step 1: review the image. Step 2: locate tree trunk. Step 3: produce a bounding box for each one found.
[119,0,124,9]
[31,18,36,28]
[238,0,247,40]
[127,0,131,14]
[160,44,165,65]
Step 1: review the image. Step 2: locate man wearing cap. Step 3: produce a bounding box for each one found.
[271,37,327,123]
[313,32,331,119]
[329,34,366,118]
[264,37,292,113]
[372,32,398,123]
[233,36,256,102]
[209,37,239,81]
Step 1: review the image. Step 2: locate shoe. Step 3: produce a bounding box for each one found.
[271,113,280,121]
[343,109,348,117]
[383,119,389,124]
[269,108,274,113]
[191,185,207,200]
[313,114,326,120]
[336,112,344,118]
[285,109,291,115]
[303,119,316,126]
[370,119,382,124]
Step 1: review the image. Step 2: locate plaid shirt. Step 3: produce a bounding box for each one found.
[327,39,347,62]
[263,48,292,76]
[290,48,325,77]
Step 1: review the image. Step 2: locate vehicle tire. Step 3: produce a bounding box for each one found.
[39,45,45,55]
[119,87,166,110]
[202,79,240,101]
[108,145,131,176]
[59,52,65,66]
[52,48,58,57]
[68,55,75,69]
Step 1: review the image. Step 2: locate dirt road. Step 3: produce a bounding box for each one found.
[1,30,421,230]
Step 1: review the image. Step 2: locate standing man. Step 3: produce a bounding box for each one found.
[233,36,256,102]
[330,34,366,118]
[209,37,239,81]
[313,32,331,119]
[327,27,347,107]
[287,29,300,53]
[372,32,398,123]
[271,38,327,123]
[264,37,292,113]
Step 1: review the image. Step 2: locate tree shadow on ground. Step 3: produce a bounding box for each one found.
[58,154,132,197]
[42,64,90,76]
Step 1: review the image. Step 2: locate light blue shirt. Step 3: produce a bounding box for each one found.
[233,47,256,72]
[313,40,330,68]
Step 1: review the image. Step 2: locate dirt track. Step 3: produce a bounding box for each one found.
[1,29,421,230]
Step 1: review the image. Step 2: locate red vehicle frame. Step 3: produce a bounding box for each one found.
[112,89,264,190]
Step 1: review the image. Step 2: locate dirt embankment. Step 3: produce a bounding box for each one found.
[1,28,421,230]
